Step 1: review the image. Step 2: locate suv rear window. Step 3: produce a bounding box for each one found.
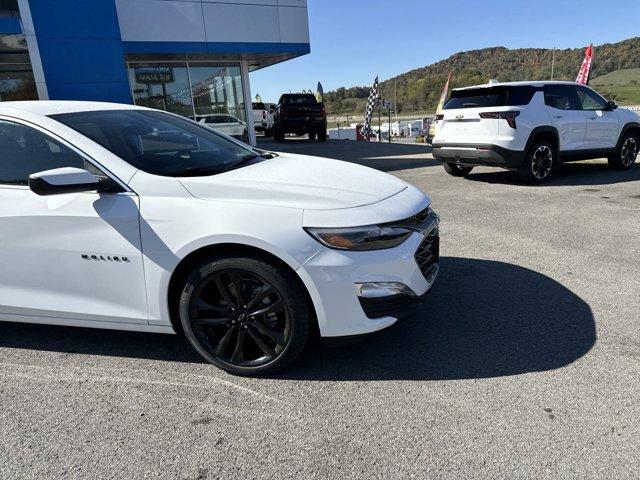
[252,102,266,110]
[280,94,318,104]
[444,86,536,109]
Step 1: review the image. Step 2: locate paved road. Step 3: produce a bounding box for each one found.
[1,139,639,479]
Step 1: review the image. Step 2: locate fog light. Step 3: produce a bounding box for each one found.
[355,282,415,298]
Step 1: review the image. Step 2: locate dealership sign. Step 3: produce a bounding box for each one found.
[135,67,174,84]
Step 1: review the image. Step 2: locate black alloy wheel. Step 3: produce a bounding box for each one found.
[179,256,311,375]
[609,132,638,170]
[519,140,555,184]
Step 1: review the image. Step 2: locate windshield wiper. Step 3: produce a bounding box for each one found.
[218,153,271,173]
[253,148,279,159]
[173,166,227,177]
[170,153,271,177]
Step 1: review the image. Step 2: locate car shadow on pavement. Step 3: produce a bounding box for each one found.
[465,162,640,186]
[0,257,596,381]
[282,256,596,381]
[0,321,202,363]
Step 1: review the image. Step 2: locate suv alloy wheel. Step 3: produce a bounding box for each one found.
[609,132,638,170]
[519,140,555,184]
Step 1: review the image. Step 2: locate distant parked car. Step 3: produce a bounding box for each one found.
[432,81,640,183]
[252,102,274,137]
[196,114,246,139]
[273,93,327,142]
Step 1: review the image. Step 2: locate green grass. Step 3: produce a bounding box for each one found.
[591,68,640,105]
[591,68,640,86]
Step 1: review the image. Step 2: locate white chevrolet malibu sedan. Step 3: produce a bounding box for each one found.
[0,102,439,376]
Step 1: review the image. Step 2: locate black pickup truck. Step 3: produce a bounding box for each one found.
[273,93,327,142]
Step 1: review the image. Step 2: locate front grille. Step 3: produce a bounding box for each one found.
[415,229,440,282]
[382,206,433,230]
[359,294,424,320]
[409,207,432,225]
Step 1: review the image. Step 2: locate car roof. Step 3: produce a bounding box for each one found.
[0,100,148,116]
[452,80,589,91]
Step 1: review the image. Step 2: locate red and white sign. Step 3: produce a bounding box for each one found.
[576,44,594,85]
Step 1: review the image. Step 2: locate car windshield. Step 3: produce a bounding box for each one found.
[51,109,259,177]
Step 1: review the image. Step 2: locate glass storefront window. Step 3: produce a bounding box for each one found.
[189,64,245,122]
[0,0,19,17]
[127,60,248,142]
[0,35,37,102]
[128,63,193,118]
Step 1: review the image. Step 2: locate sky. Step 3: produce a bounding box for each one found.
[251,0,640,102]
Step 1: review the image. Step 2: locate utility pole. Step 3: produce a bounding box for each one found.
[551,48,556,80]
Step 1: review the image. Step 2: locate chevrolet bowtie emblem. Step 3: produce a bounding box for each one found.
[455,114,464,119]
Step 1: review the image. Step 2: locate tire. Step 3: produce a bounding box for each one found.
[274,127,285,143]
[518,140,555,184]
[264,128,273,138]
[179,254,311,376]
[308,131,316,141]
[317,129,327,142]
[608,132,638,170]
[443,162,473,177]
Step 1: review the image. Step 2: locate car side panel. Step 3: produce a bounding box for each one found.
[584,110,621,150]
[0,189,148,324]
[127,175,318,328]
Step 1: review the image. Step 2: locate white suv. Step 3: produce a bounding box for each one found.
[432,81,640,183]
[0,101,439,376]
[252,102,274,137]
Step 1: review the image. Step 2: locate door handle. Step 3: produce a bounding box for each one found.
[553,115,563,119]
[589,117,597,120]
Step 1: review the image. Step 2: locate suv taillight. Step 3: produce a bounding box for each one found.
[479,111,520,129]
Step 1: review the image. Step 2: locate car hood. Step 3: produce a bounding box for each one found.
[178,153,408,210]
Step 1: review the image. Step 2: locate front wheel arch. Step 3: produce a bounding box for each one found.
[614,122,640,151]
[167,243,318,338]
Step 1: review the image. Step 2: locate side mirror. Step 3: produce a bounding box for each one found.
[29,167,112,196]
[605,100,618,111]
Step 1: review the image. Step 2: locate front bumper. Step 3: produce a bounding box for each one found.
[297,212,439,337]
[432,143,526,168]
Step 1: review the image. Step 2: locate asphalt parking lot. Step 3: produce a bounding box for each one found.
[1,138,639,479]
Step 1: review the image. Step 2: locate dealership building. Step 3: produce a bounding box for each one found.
[0,0,310,144]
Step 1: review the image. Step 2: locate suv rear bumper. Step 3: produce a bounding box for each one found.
[432,143,526,168]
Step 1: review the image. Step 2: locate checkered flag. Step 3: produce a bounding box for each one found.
[361,76,379,140]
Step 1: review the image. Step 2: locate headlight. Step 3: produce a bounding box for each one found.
[304,225,412,251]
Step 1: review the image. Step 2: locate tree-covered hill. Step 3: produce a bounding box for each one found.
[324,37,640,115]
